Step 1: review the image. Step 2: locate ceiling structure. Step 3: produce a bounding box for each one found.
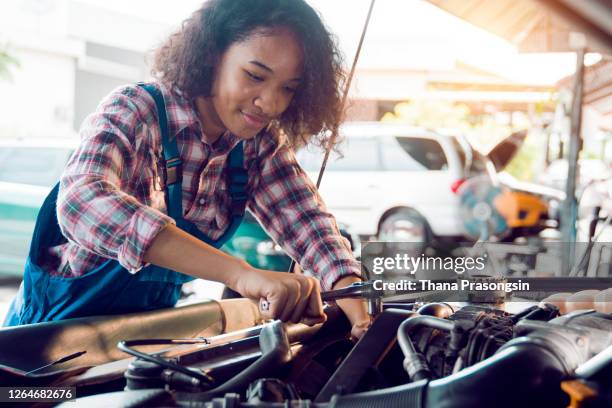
[426,0,612,124]
[556,59,612,130]
[424,0,612,264]
[425,0,612,55]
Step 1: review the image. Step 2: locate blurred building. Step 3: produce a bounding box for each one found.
[0,0,165,138]
[423,0,612,159]
[557,60,612,160]
[345,59,556,121]
[0,0,602,143]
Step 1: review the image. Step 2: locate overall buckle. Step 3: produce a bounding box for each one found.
[165,157,182,185]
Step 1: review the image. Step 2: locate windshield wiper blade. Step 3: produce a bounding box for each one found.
[25,350,87,375]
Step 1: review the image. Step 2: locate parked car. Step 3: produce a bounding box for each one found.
[0,138,78,277]
[296,122,491,245]
[223,211,360,272]
[222,211,293,272]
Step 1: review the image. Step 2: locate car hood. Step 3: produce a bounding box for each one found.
[486,130,528,171]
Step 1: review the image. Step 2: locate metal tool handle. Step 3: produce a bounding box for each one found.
[258,281,381,316]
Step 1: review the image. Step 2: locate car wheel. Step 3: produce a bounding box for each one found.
[377,209,429,272]
[378,208,429,243]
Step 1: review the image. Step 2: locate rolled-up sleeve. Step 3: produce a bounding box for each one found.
[57,86,175,273]
[248,140,361,290]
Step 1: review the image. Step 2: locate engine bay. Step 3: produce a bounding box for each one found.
[1,290,610,408]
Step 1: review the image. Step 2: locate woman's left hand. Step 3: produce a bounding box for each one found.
[332,276,371,341]
[350,318,371,341]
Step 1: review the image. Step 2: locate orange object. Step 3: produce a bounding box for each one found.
[494,190,548,228]
[540,292,573,314]
[565,290,600,313]
[561,380,597,408]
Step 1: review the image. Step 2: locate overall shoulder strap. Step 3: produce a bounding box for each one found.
[138,82,247,247]
[212,141,247,246]
[137,83,183,223]
[227,141,248,216]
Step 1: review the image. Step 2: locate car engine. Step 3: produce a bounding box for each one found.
[2,292,601,408]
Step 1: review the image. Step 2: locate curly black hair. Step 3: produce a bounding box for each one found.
[152,0,346,148]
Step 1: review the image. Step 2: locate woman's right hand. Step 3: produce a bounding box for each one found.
[228,263,326,326]
[142,225,325,324]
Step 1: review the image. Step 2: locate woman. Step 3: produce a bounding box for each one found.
[4,0,369,338]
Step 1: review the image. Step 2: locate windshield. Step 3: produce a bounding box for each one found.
[388,136,448,171]
[297,138,381,172]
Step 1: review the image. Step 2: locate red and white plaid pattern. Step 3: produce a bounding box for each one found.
[46,82,360,290]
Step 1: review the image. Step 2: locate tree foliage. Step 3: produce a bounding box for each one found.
[0,47,19,80]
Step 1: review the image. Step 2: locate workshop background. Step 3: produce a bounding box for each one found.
[0,0,611,321]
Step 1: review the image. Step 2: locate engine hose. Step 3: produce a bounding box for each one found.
[184,321,292,402]
[325,381,427,408]
[203,335,572,408]
[575,344,612,381]
[325,339,568,408]
[427,340,568,408]
[397,315,454,381]
[466,329,479,365]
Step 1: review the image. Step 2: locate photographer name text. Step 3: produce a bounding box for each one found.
[373,279,530,293]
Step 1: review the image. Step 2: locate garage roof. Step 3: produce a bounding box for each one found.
[425,0,612,55]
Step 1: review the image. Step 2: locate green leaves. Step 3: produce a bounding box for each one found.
[0,47,19,81]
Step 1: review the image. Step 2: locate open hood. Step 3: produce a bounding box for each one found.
[487,130,528,172]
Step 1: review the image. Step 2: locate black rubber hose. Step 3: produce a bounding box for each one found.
[327,379,427,408]
[326,339,567,408]
[117,339,215,386]
[426,340,568,408]
[206,337,569,408]
[466,328,482,366]
[178,321,292,403]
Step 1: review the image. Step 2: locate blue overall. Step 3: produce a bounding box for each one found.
[3,84,247,326]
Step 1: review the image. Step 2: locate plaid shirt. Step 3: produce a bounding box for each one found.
[46,82,360,290]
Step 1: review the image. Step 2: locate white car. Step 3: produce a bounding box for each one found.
[296,122,490,243]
